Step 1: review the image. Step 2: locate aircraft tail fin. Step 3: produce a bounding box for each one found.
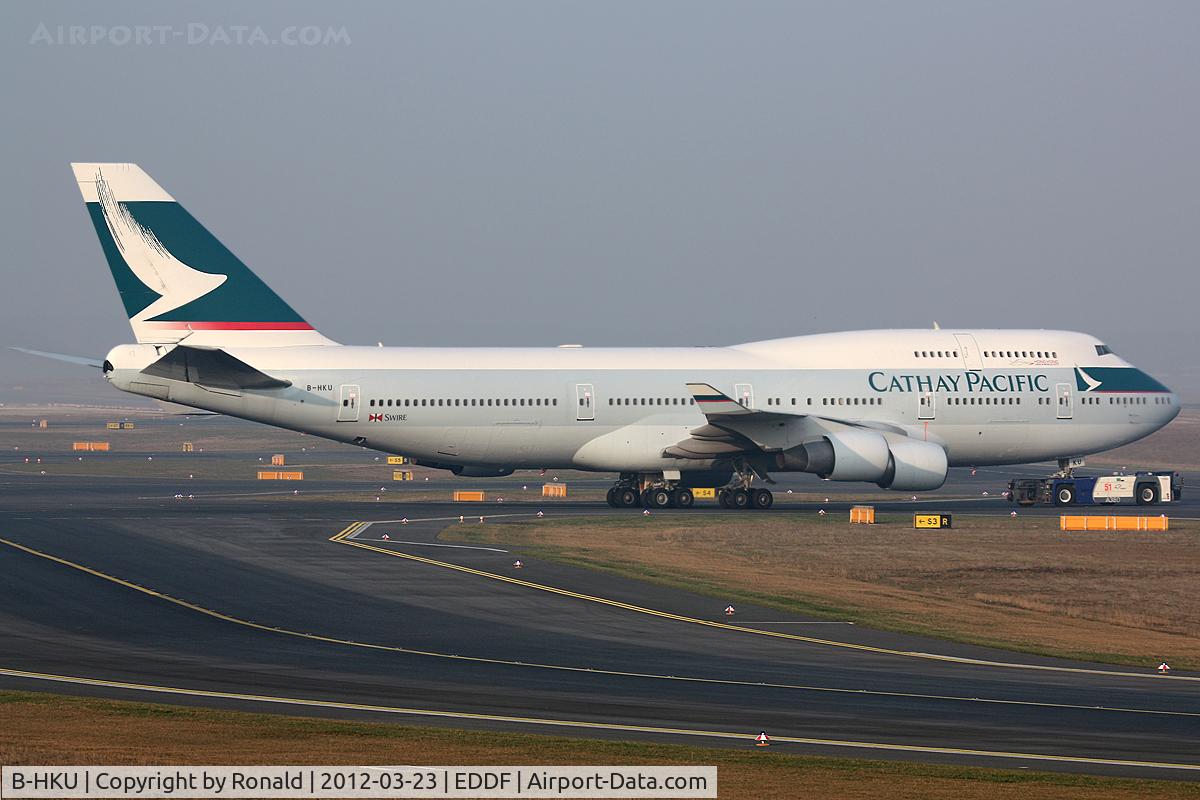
[72,163,335,347]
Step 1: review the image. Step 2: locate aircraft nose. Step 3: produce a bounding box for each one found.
[1153,373,1182,423]
[1140,367,1181,424]
[1167,392,1182,422]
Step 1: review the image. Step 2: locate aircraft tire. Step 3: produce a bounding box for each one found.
[647,488,672,508]
[674,488,694,508]
[730,488,751,509]
[751,488,773,509]
[616,487,640,508]
[606,487,619,507]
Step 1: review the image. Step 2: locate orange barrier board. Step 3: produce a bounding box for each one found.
[1060,515,1168,531]
[850,505,875,524]
[257,471,303,480]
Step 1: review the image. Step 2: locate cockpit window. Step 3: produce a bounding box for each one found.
[1095,344,1113,356]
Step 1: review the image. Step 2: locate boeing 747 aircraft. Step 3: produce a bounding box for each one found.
[32,163,1181,509]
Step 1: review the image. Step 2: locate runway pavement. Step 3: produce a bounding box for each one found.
[0,464,1197,779]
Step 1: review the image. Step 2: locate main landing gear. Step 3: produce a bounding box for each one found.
[605,467,773,510]
[605,473,695,509]
[717,459,774,510]
[717,486,773,510]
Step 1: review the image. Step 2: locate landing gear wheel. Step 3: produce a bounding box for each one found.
[674,488,694,508]
[1054,485,1075,506]
[616,487,640,508]
[606,487,619,507]
[751,488,773,509]
[646,488,672,508]
[718,489,732,509]
[1136,484,1158,505]
[730,488,751,510]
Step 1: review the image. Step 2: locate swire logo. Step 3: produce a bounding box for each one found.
[368,414,383,422]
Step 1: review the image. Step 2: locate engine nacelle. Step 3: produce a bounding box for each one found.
[876,439,948,491]
[775,431,948,491]
[821,430,893,482]
[773,438,835,474]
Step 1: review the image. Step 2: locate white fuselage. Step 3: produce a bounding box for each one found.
[104,329,1179,476]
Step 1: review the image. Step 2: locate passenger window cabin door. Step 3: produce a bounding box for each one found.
[734,383,754,409]
[337,384,360,422]
[575,383,595,421]
[954,334,983,370]
[918,390,936,420]
[1056,382,1073,419]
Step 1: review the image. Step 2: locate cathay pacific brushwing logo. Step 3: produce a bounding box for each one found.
[95,170,226,322]
[1075,367,1102,392]
[1072,366,1169,394]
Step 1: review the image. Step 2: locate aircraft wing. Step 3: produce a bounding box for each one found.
[665,383,811,458]
[667,382,915,460]
[686,382,796,421]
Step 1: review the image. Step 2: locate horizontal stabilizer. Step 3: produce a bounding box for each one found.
[140,346,291,391]
[10,347,103,368]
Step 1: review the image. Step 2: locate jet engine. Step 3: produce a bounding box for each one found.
[774,431,947,491]
[876,438,948,491]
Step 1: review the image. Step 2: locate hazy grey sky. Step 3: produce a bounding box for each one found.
[2,1,1198,403]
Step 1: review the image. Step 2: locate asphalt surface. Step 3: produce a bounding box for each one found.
[0,461,1198,779]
